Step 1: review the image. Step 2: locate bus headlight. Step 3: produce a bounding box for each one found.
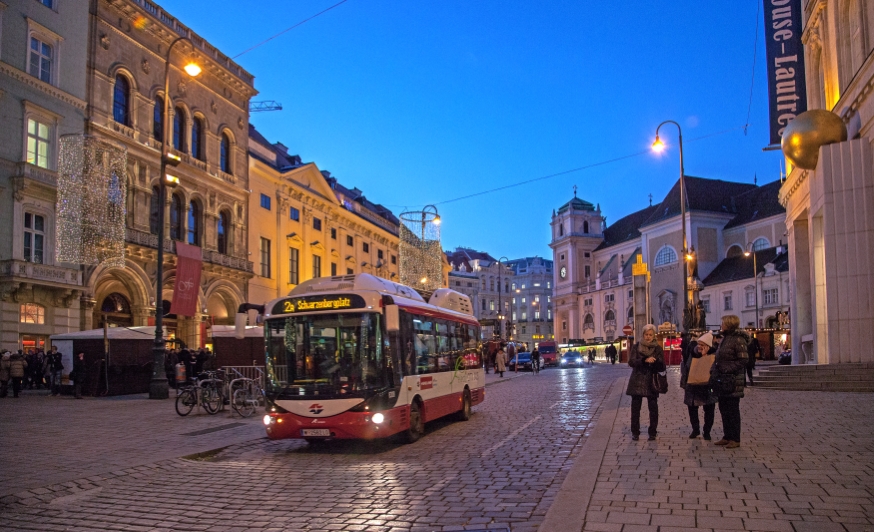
[263,415,274,426]
[372,413,385,424]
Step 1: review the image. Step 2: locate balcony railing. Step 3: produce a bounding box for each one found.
[0,260,81,287]
[126,228,253,273]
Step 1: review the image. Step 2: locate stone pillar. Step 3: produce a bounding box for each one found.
[788,218,812,364]
[80,296,96,331]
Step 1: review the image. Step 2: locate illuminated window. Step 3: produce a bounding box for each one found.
[26,118,51,169]
[313,254,321,278]
[752,237,770,251]
[654,246,677,266]
[260,238,271,278]
[20,303,45,324]
[289,247,299,284]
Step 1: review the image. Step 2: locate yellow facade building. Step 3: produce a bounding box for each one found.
[247,126,400,306]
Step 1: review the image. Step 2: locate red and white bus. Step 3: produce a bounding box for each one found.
[261,274,484,443]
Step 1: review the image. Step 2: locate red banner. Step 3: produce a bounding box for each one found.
[172,243,202,317]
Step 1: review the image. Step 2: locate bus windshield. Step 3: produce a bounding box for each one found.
[265,312,388,397]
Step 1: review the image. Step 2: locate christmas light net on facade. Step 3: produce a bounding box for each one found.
[399,207,443,291]
[56,135,127,268]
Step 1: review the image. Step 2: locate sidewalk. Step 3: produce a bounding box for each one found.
[542,367,874,532]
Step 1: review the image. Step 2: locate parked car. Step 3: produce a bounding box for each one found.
[559,350,584,368]
[508,352,533,371]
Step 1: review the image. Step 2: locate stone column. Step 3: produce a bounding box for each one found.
[788,218,812,364]
[80,296,96,331]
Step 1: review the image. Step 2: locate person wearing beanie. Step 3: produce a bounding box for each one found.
[680,332,717,440]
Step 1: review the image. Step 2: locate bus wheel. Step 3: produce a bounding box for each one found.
[404,401,424,443]
[456,389,472,421]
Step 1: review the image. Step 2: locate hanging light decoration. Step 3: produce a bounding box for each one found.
[399,205,443,292]
[56,134,128,268]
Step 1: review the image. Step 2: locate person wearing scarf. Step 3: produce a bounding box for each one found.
[626,323,666,441]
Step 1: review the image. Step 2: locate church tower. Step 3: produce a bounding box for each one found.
[549,189,605,343]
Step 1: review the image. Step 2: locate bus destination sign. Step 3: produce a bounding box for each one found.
[271,294,368,316]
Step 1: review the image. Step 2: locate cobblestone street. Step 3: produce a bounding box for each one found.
[0,365,621,531]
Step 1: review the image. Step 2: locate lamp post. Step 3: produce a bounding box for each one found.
[744,244,760,328]
[497,256,508,339]
[653,120,689,331]
[150,37,201,400]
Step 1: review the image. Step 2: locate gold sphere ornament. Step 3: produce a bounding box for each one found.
[781,110,848,170]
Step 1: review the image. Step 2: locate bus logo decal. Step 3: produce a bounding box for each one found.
[309,403,324,414]
[420,376,433,390]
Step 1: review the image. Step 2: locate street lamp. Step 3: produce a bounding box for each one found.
[497,256,508,339]
[743,244,760,328]
[150,37,201,400]
[653,120,689,331]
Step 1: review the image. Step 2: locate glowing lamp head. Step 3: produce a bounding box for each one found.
[420,277,427,284]
[183,62,202,77]
[744,250,751,257]
[433,215,441,226]
[652,136,665,153]
[685,254,694,261]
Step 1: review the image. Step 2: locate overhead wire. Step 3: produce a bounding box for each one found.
[234,0,351,59]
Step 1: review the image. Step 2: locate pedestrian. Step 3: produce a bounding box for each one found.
[710,315,749,449]
[495,348,507,378]
[681,332,717,440]
[606,343,618,364]
[0,350,11,398]
[9,351,28,398]
[72,352,86,399]
[746,334,760,386]
[626,323,665,441]
[46,346,64,396]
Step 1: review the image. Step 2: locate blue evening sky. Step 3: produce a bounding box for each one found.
[162,0,782,260]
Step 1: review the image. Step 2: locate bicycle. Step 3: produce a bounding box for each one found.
[230,377,264,417]
[174,371,224,416]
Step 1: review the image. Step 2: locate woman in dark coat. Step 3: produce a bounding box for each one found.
[626,323,666,441]
[710,315,748,449]
[681,332,717,440]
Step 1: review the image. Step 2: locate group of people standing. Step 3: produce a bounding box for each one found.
[0,348,87,398]
[625,315,752,448]
[163,347,214,387]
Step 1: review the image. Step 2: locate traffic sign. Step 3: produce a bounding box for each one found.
[622,324,634,336]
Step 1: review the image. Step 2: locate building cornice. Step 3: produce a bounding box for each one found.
[778,170,808,207]
[0,61,87,111]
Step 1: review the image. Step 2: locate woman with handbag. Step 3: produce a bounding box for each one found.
[710,315,749,449]
[626,324,666,441]
[681,332,717,440]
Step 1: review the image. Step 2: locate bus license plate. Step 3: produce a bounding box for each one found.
[301,429,330,437]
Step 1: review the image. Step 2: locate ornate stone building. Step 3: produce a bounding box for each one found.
[779,0,874,364]
[0,0,89,352]
[81,0,256,347]
[446,247,514,340]
[247,126,400,305]
[504,256,554,348]
[551,180,786,345]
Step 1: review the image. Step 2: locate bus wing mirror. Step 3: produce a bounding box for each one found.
[385,304,399,332]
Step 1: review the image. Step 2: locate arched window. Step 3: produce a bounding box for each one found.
[217,210,230,254]
[840,0,868,89]
[627,306,634,324]
[101,293,131,314]
[752,237,769,252]
[170,193,183,241]
[187,200,200,245]
[583,313,594,330]
[654,245,677,266]
[220,132,232,174]
[153,96,164,141]
[559,223,564,237]
[191,117,204,161]
[726,244,744,258]
[605,310,615,322]
[583,220,589,233]
[113,74,130,125]
[173,106,186,152]
[149,186,160,235]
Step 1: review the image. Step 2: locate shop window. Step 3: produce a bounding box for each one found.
[20,303,45,324]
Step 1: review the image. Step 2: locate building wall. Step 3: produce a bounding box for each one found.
[779,0,874,363]
[80,0,256,349]
[0,0,89,352]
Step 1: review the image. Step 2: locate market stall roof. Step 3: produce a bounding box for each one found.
[210,325,264,338]
[51,326,164,341]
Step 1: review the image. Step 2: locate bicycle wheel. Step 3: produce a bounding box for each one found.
[233,388,256,418]
[175,389,196,416]
[201,385,222,414]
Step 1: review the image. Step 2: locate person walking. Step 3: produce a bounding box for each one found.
[626,324,666,441]
[746,335,760,386]
[9,351,28,398]
[495,348,507,378]
[46,346,64,396]
[711,315,748,449]
[681,332,717,440]
[71,352,86,399]
[606,343,618,364]
[0,350,11,398]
